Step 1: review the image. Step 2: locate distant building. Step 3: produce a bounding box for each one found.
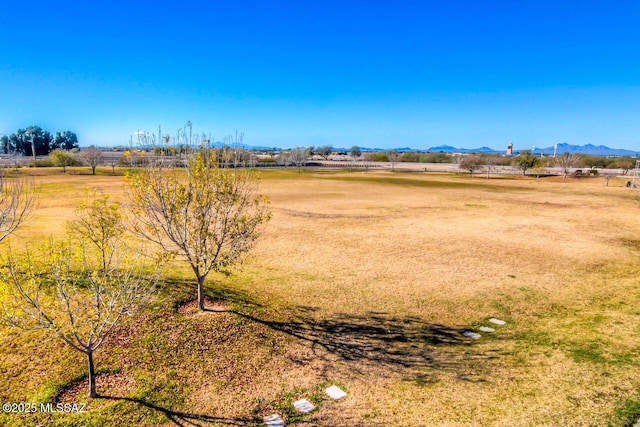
[506,143,513,156]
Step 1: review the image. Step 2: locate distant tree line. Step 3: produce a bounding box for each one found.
[367,151,459,163]
[574,155,636,172]
[1,126,78,155]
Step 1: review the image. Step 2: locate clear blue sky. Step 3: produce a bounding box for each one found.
[2,0,640,150]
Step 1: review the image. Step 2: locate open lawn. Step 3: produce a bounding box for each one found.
[1,167,640,426]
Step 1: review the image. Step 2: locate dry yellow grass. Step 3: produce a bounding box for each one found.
[1,168,640,426]
[238,170,640,426]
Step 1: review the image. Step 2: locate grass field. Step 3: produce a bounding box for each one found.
[1,167,640,426]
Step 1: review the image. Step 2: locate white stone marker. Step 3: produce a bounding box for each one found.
[325,385,347,400]
[293,398,315,413]
[479,326,496,333]
[263,413,285,426]
[489,318,507,326]
[463,331,481,339]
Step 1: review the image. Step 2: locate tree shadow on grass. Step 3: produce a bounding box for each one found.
[161,277,263,311]
[229,307,506,383]
[161,279,504,383]
[96,395,256,427]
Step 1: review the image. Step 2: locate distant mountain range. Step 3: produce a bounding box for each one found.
[530,143,638,157]
[425,145,498,154]
[358,143,639,157]
[118,141,639,157]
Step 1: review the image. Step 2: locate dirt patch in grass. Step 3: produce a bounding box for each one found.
[54,373,136,410]
[278,208,377,219]
[176,296,230,315]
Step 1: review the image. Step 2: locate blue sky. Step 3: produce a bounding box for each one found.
[2,0,640,150]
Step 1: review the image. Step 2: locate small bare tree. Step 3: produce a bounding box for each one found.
[0,195,158,398]
[228,148,255,168]
[277,151,290,168]
[482,154,499,179]
[387,150,400,172]
[554,152,581,179]
[80,147,104,175]
[459,154,483,178]
[288,148,308,172]
[0,174,37,243]
[127,153,271,311]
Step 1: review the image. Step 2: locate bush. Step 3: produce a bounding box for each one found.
[257,157,277,163]
[28,159,53,167]
[419,152,454,163]
[400,152,421,162]
[369,152,389,162]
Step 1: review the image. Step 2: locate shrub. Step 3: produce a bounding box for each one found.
[400,152,421,162]
[419,152,454,163]
[369,152,389,162]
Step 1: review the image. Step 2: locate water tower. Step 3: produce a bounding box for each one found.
[506,143,513,156]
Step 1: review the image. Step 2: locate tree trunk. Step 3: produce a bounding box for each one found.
[87,350,97,398]
[92,166,97,175]
[197,275,206,311]
[31,139,37,168]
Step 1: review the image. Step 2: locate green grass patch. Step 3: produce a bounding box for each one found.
[613,395,640,427]
[566,340,608,364]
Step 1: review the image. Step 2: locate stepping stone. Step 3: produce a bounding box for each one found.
[479,326,495,333]
[325,385,347,400]
[489,318,506,326]
[293,398,315,413]
[463,331,481,339]
[263,413,285,426]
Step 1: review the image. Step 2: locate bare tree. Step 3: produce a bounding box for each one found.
[288,148,308,172]
[218,132,248,168]
[228,148,255,168]
[127,153,271,311]
[277,150,291,168]
[0,195,158,398]
[459,154,483,178]
[387,150,400,172]
[0,174,37,243]
[553,153,581,179]
[80,147,104,175]
[554,152,581,179]
[482,154,499,179]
